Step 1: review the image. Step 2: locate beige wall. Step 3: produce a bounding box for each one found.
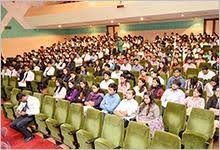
[119,27,203,42]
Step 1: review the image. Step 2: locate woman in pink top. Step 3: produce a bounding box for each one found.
[184,87,205,114]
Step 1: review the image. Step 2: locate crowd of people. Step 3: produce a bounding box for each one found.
[1,32,219,136]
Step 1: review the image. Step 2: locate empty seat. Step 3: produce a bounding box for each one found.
[4,76,17,98]
[46,100,70,142]
[150,131,181,149]
[47,80,56,96]
[34,71,43,82]
[60,103,84,148]
[76,108,104,149]
[33,92,45,109]
[35,96,56,135]
[186,68,198,79]
[135,96,142,105]
[94,114,124,149]
[182,108,215,149]
[22,90,32,96]
[2,88,21,120]
[123,121,150,149]
[163,102,186,135]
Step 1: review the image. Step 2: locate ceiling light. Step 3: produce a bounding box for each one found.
[88,2,96,6]
[140,17,144,21]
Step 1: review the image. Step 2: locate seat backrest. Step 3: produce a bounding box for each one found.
[186,108,215,139]
[34,71,43,82]
[22,90,32,96]
[163,102,186,135]
[84,108,104,138]
[135,96,142,105]
[101,114,124,147]
[9,77,17,87]
[10,88,21,105]
[2,76,9,87]
[54,100,69,124]
[66,103,84,130]
[123,121,150,149]
[41,95,56,118]
[33,92,44,110]
[150,131,181,149]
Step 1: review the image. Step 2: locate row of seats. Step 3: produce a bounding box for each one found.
[1,88,215,149]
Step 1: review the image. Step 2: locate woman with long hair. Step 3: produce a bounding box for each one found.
[150,77,164,99]
[65,80,79,102]
[133,78,147,97]
[136,92,164,137]
[53,78,67,99]
[75,79,91,104]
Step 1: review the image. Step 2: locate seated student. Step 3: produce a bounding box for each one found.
[8,65,18,77]
[183,57,197,74]
[132,58,144,72]
[53,78,67,100]
[206,88,220,128]
[118,74,131,95]
[133,78,147,98]
[65,80,79,102]
[136,92,164,137]
[198,66,216,81]
[114,89,138,122]
[161,79,185,109]
[100,83,120,114]
[99,71,115,90]
[68,71,80,86]
[120,59,132,71]
[148,70,165,87]
[42,61,55,84]
[10,93,40,142]
[93,66,103,77]
[74,79,90,104]
[138,69,150,85]
[33,62,40,71]
[80,65,89,76]
[204,75,219,99]
[39,84,48,95]
[55,58,66,76]
[18,65,35,90]
[184,87,205,114]
[167,68,185,89]
[61,68,70,83]
[111,64,123,80]
[102,64,111,75]
[84,83,104,110]
[185,76,203,96]
[150,77,164,99]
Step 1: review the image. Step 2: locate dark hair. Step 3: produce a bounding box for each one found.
[211,75,219,91]
[55,78,66,93]
[202,66,208,70]
[195,86,203,97]
[104,64,110,68]
[172,79,181,87]
[129,89,136,96]
[190,76,199,88]
[103,71,111,77]
[153,77,162,87]
[115,64,121,70]
[174,68,181,73]
[108,83,118,92]
[138,78,146,93]
[16,93,25,101]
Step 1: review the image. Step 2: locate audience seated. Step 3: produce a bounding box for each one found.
[99,71,115,90]
[54,78,67,100]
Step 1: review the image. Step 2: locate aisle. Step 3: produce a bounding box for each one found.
[1,112,58,149]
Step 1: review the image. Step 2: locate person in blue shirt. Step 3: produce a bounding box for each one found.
[167,68,185,89]
[100,83,120,114]
[132,58,144,72]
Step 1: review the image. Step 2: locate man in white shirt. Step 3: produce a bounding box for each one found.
[100,71,115,90]
[114,89,138,123]
[18,65,35,90]
[74,54,83,71]
[43,62,55,84]
[198,66,216,81]
[8,65,18,77]
[161,79,185,109]
[120,59,132,71]
[10,93,40,142]
[111,65,123,80]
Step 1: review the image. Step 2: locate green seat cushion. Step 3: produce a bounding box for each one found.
[95,138,114,149]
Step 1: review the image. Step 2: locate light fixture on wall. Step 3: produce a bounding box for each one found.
[140,17,144,21]
[111,20,114,23]
[118,22,120,25]
[181,14,184,17]
[58,25,62,28]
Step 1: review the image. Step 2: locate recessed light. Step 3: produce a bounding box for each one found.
[140,17,144,21]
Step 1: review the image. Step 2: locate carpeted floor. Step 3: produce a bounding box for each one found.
[1,112,58,149]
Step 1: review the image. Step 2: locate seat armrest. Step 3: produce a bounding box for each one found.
[85,137,99,144]
[68,129,80,135]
